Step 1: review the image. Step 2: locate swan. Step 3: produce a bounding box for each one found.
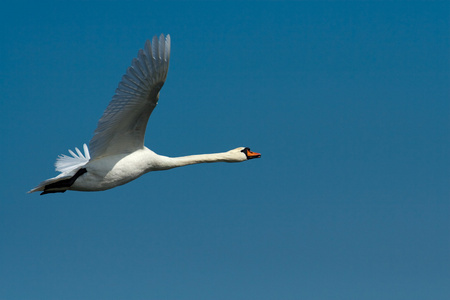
[29,34,260,195]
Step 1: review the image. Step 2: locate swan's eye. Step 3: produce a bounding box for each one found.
[241,147,250,154]
[241,147,261,160]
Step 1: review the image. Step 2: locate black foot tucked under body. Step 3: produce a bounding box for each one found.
[41,168,87,195]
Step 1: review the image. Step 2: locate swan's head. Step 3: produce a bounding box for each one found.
[227,147,261,162]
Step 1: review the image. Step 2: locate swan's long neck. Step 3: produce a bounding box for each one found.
[152,152,234,171]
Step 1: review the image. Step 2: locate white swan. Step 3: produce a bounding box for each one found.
[29,34,260,195]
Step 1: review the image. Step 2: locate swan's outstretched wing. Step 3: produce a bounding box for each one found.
[89,34,171,159]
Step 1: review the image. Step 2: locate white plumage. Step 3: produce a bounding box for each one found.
[55,144,90,174]
[29,34,260,195]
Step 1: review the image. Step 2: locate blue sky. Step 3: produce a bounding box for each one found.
[1,1,449,299]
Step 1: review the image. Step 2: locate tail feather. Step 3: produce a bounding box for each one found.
[55,144,90,174]
[27,173,72,193]
[28,144,90,194]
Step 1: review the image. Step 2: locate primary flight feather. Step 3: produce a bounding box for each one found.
[29,34,260,195]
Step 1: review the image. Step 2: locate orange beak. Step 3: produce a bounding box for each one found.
[246,149,261,159]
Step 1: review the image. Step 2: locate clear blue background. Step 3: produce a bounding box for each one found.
[1,1,449,299]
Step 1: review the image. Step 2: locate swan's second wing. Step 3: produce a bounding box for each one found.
[89,34,171,159]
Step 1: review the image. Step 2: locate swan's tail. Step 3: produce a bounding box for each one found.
[28,144,90,194]
[55,143,90,173]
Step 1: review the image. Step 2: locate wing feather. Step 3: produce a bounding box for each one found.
[89,34,171,159]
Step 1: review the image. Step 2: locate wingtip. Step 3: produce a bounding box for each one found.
[27,186,42,194]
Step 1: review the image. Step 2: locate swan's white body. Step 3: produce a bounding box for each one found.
[29,34,260,195]
[71,147,251,192]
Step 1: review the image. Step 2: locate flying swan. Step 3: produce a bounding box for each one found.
[29,34,260,195]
